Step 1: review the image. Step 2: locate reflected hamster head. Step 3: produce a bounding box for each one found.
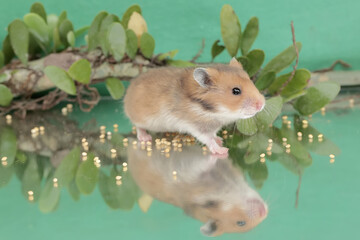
[192,58,265,120]
[199,196,268,236]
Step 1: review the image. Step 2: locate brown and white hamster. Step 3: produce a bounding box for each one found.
[127,141,268,236]
[124,58,265,154]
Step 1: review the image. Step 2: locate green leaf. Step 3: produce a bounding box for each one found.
[245,49,264,77]
[211,40,225,61]
[268,69,310,97]
[99,14,120,55]
[167,60,195,67]
[68,180,80,201]
[88,11,108,51]
[21,155,41,202]
[57,11,67,27]
[53,147,81,187]
[66,31,75,47]
[23,13,50,45]
[14,152,28,180]
[0,85,14,106]
[107,22,126,61]
[244,150,261,165]
[122,4,142,28]
[74,26,90,38]
[255,71,275,91]
[105,78,125,100]
[16,151,27,163]
[237,56,250,70]
[59,19,74,47]
[110,133,125,146]
[256,96,283,130]
[248,161,268,189]
[237,117,258,136]
[0,51,4,68]
[75,153,99,195]
[2,35,15,64]
[44,66,76,95]
[280,126,313,167]
[68,59,91,84]
[293,81,340,116]
[259,42,302,79]
[280,69,311,98]
[9,20,29,65]
[28,33,42,56]
[47,14,58,31]
[157,49,179,61]
[140,32,155,59]
[241,17,259,55]
[38,176,61,213]
[98,170,139,210]
[0,164,14,188]
[268,152,304,176]
[0,127,17,165]
[30,2,47,22]
[220,4,241,57]
[125,29,138,59]
[282,90,306,103]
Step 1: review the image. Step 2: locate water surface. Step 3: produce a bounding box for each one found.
[0,96,359,240]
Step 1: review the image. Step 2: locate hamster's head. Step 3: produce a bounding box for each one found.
[192,58,265,120]
[199,193,268,236]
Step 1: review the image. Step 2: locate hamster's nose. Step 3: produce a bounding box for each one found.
[255,101,265,111]
[247,199,268,218]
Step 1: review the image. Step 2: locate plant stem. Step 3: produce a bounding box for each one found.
[278,21,299,94]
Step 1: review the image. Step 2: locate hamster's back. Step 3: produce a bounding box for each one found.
[124,67,188,124]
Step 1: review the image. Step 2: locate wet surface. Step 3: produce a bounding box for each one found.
[0,95,359,240]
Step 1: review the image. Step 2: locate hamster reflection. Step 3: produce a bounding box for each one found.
[127,142,268,236]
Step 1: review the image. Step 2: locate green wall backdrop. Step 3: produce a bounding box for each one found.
[0,0,359,71]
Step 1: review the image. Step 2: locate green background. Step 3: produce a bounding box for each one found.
[0,0,359,71]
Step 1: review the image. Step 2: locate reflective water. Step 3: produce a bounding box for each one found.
[0,96,359,240]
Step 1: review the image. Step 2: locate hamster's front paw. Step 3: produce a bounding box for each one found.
[136,128,152,142]
[208,141,229,155]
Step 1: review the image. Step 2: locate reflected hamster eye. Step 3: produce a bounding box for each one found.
[232,87,241,95]
[237,221,246,227]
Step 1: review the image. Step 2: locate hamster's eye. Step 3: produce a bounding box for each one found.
[232,87,241,95]
[237,221,246,227]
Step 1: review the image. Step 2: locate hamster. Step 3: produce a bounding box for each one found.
[127,141,268,236]
[124,58,265,155]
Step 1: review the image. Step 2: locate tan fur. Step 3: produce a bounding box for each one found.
[127,142,268,236]
[124,62,264,130]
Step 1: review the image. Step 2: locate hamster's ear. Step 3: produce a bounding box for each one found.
[193,68,211,88]
[200,220,217,237]
[229,57,243,69]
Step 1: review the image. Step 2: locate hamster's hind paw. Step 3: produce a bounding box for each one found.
[137,128,152,142]
[214,136,223,146]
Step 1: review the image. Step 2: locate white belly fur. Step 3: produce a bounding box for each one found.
[140,109,196,134]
